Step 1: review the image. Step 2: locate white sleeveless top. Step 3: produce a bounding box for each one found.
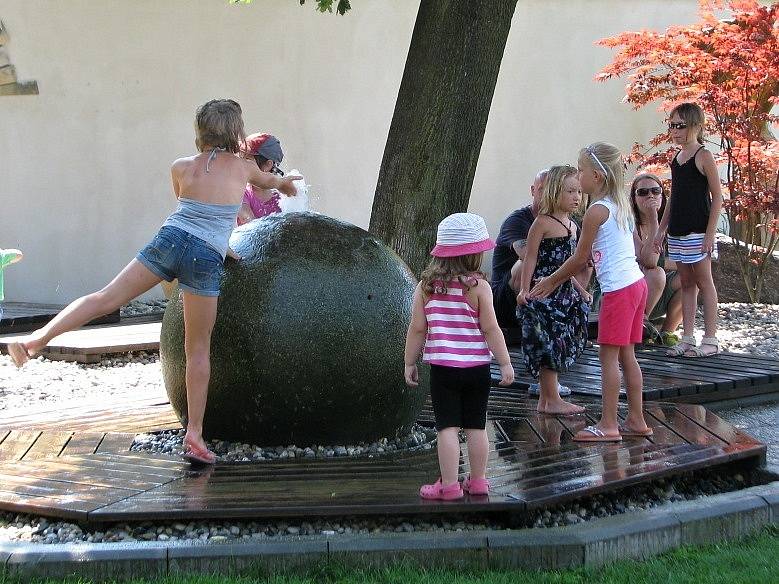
[591,198,644,293]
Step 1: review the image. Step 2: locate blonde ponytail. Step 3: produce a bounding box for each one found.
[580,142,633,231]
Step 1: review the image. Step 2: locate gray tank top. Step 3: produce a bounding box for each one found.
[162,198,240,259]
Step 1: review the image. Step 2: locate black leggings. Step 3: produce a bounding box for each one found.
[429,364,491,431]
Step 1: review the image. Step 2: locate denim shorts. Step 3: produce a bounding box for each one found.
[136,226,224,296]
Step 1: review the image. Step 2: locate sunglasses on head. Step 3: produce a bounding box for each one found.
[635,186,662,197]
[668,122,687,130]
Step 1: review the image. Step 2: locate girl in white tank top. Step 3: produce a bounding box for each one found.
[529,143,652,444]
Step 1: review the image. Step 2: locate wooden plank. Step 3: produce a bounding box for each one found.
[645,404,728,447]
[0,430,40,461]
[0,303,119,334]
[59,433,105,456]
[22,431,73,460]
[516,445,727,509]
[95,433,137,454]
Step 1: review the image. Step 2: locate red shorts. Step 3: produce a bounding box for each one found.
[598,278,648,346]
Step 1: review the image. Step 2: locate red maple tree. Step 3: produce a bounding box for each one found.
[598,0,779,302]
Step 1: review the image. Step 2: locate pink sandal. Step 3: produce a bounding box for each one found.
[462,476,490,495]
[419,478,464,500]
[182,438,216,465]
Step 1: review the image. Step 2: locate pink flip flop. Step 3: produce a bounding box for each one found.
[182,440,216,465]
[419,478,464,500]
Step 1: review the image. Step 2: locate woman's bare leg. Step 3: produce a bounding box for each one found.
[181,292,219,456]
[643,267,666,316]
[16,259,162,360]
[661,275,683,333]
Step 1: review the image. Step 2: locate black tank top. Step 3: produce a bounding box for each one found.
[668,146,710,236]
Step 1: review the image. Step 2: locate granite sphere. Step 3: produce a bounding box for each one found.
[160,212,427,445]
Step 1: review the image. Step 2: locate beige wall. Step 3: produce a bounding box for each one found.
[0,0,699,303]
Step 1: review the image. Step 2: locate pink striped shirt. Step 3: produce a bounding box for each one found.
[422,279,491,368]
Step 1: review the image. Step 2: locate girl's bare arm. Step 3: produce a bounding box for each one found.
[246,163,302,196]
[700,149,723,238]
[474,280,514,385]
[403,283,429,386]
[530,205,608,298]
[517,218,545,304]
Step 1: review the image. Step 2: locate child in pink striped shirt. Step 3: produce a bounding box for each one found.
[404,213,514,500]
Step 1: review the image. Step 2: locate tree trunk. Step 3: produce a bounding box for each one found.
[368,0,518,277]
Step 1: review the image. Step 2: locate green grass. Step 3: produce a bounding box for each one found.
[2,526,777,584]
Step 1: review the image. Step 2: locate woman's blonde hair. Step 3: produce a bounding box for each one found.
[420,254,484,297]
[579,142,633,231]
[195,99,246,154]
[539,165,579,216]
[669,102,705,145]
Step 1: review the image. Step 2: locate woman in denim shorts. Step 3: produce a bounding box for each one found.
[8,100,300,465]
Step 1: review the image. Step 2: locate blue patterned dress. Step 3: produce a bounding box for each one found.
[517,221,589,378]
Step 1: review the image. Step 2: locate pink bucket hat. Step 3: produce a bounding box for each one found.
[430,213,496,258]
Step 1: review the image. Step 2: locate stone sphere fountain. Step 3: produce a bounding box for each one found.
[160,212,427,446]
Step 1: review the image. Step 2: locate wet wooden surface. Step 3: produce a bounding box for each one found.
[491,345,779,402]
[0,388,765,522]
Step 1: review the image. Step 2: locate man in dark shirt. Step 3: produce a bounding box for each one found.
[491,169,547,328]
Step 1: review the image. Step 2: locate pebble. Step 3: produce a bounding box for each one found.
[119,299,167,318]
[130,426,436,462]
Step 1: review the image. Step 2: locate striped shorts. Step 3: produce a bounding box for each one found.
[667,233,718,264]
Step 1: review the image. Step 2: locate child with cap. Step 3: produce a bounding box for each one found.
[237,133,287,224]
[404,213,514,500]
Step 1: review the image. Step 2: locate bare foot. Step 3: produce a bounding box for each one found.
[7,333,47,367]
[621,416,651,435]
[540,399,585,415]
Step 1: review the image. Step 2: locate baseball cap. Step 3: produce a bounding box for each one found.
[244,133,284,172]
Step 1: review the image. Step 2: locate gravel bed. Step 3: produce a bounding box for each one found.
[0,467,765,544]
[120,299,167,318]
[131,426,436,462]
[0,302,777,545]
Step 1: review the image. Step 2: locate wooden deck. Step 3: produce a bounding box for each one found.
[0,387,765,523]
[492,346,779,403]
[0,322,161,363]
[0,302,119,334]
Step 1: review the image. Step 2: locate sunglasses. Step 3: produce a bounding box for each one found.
[635,186,662,197]
[668,122,688,130]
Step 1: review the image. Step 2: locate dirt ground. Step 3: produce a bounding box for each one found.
[713,239,779,304]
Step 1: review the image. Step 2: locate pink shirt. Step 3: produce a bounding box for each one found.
[243,186,281,219]
[422,279,491,368]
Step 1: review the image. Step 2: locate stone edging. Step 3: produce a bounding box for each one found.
[2,475,777,580]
